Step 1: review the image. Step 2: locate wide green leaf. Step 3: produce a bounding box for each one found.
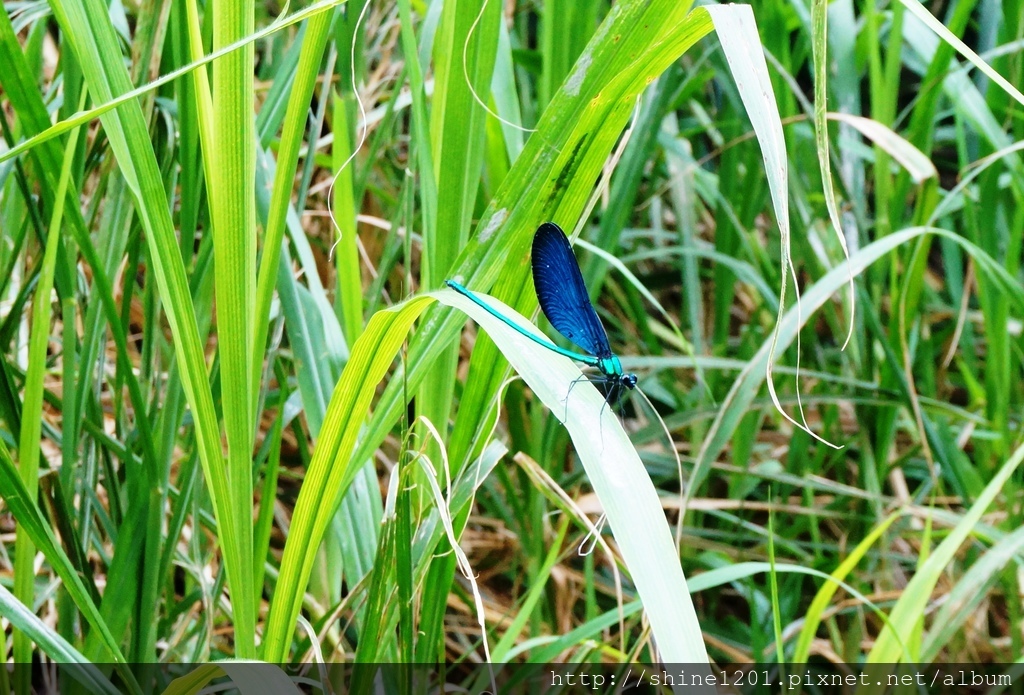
[438,288,708,663]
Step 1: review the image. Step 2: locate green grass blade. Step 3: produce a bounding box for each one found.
[48,0,246,655]
[367,0,714,487]
[920,526,1024,661]
[417,0,501,506]
[811,0,854,349]
[899,0,1024,109]
[13,97,83,672]
[0,439,138,691]
[331,89,364,346]
[0,584,119,695]
[208,0,258,653]
[397,0,437,253]
[792,512,902,663]
[428,0,499,277]
[864,442,1024,664]
[0,0,346,167]
[690,226,1024,503]
[703,4,829,447]
[262,296,435,660]
[252,10,334,402]
[440,288,708,663]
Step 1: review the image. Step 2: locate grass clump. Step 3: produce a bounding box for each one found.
[0,0,1021,685]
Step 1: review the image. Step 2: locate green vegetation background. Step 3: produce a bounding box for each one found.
[0,0,1021,689]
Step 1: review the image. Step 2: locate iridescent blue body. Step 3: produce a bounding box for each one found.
[446,222,637,404]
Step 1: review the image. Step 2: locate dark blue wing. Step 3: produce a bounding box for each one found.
[531,222,613,358]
